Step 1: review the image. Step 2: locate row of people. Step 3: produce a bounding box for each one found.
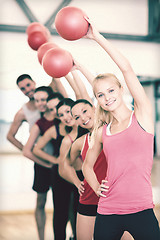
[7,73,82,240]
[7,16,160,240]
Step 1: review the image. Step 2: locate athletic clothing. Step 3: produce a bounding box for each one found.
[77,133,106,216]
[22,103,40,131]
[94,209,160,240]
[80,133,107,205]
[78,203,97,216]
[98,112,154,215]
[51,164,78,240]
[50,127,79,240]
[36,116,59,135]
[94,112,160,239]
[33,118,77,240]
[32,117,56,193]
[51,124,64,157]
[32,164,53,193]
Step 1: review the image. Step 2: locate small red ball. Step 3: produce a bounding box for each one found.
[42,48,73,78]
[55,6,89,40]
[26,22,51,38]
[37,42,58,64]
[27,31,49,51]
[27,22,45,34]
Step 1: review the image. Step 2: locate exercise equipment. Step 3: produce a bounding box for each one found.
[42,48,73,78]
[55,6,89,40]
[27,31,48,51]
[26,22,48,36]
[37,42,58,64]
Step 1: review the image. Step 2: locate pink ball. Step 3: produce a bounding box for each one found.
[42,48,73,78]
[55,6,89,40]
[27,31,49,51]
[37,42,58,64]
[26,22,51,38]
[27,22,45,34]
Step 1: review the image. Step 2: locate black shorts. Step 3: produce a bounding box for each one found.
[32,163,52,193]
[77,203,97,216]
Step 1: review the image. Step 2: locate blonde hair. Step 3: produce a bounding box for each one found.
[93,73,121,94]
[90,73,121,148]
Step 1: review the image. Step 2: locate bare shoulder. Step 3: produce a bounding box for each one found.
[30,123,40,135]
[61,134,76,150]
[9,108,27,128]
[72,134,86,150]
[63,135,72,145]
[14,107,26,122]
[44,125,56,138]
[96,126,103,143]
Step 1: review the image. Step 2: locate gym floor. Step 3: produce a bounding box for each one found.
[0,154,160,240]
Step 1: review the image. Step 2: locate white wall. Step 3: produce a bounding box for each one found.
[0,31,160,88]
[1,0,159,91]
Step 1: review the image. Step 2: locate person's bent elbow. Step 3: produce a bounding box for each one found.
[58,163,65,179]
[7,132,13,142]
[23,147,30,159]
[32,145,38,156]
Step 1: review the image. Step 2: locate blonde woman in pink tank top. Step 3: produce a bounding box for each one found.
[82,17,160,240]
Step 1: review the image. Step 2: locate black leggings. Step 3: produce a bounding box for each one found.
[94,209,160,240]
[51,165,79,240]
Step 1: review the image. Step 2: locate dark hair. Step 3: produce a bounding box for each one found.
[16,74,33,85]
[34,86,53,97]
[77,126,89,138]
[70,99,93,115]
[56,98,75,112]
[47,92,64,102]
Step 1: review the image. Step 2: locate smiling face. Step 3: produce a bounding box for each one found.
[72,102,94,131]
[34,91,49,113]
[57,105,76,127]
[18,78,35,99]
[47,98,60,118]
[94,77,123,112]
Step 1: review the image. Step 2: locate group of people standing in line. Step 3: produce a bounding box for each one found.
[7,17,160,240]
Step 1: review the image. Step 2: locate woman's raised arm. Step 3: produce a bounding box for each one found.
[84,17,153,133]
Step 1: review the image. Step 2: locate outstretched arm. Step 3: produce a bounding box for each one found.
[73,59,95,87]
[64,73,81,100]
[84,17,153,133]
[23,124,52,168]
[49,77,68,97]
[70,69,93,103]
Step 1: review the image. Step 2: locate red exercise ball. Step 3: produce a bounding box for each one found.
[26,22,51,38]
[37,42,58,64]
[27,22,46,34]
[55,6,89,40]
[28,31,49,51]
[42,48,73,78]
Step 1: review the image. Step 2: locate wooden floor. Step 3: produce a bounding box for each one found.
[0,207,160,240]
[0,157,160,240]
[0,211,72,240]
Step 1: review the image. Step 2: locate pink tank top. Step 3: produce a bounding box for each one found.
[80,133,107,205]
[98,112,154,215]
